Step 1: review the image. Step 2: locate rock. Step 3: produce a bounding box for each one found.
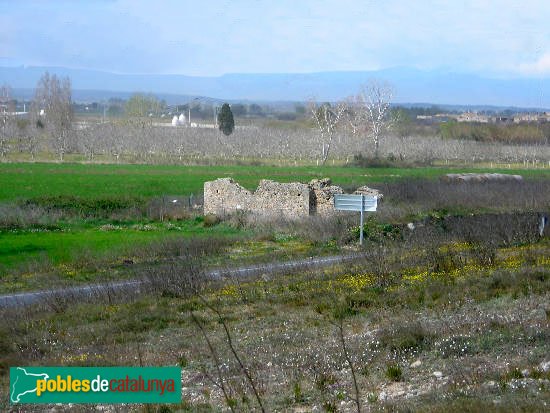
[410,360,422,368]
[407,222,415,230]
[433,371,443,379]
[441,173,523,183]
[354,186,383,199]
[310,181,344,215]
[309,177,332,189]
[539,361,550,372]
[530,308,547,320]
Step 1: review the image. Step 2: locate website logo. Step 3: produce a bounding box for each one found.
[10,367,181,404]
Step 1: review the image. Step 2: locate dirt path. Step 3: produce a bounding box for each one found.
[0,253,364,308]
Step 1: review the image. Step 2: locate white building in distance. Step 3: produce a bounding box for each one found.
[171,114,187,126]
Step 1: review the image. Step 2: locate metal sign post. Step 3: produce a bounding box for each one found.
[360,194,364,245]
[334,194,378,246]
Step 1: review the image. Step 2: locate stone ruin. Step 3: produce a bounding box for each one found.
[441,173,523,183]
[204,177,382,219]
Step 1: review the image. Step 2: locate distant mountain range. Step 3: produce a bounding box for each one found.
[1,65,548,109]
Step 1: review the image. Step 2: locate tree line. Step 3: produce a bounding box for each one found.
[1,72,548,165]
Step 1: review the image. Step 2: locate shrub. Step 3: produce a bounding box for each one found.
[351,216,402,243]
[352,153,428,168]
[252,214,356,245]
[22,195,143,218]
[227,210,249,229]
[143,262,202,297]
[440,122,548,145]
[293,382,305,403]
[469,240,497,267]
[378,322,432,355]
[386,364,403,381]
[203,214,220,227]
[436,335,474,358]
[428,247,463,274]
[0,203,62,231]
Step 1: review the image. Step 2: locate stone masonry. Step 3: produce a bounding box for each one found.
[204,177,381,219]
[309,178,344,216]
[441,173,523,183]
[204,178,310,219]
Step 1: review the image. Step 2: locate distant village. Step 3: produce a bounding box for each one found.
[1,87,549,127]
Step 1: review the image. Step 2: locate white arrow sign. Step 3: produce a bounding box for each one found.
[334,194,378,245]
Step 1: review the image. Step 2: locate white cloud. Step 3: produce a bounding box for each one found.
[2,0,549,77]
[519,53,550,76]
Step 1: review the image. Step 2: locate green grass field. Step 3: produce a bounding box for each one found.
[0,220,239,268]
[1,162,549,202]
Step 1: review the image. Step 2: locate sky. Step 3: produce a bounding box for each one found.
[0,0,549,78]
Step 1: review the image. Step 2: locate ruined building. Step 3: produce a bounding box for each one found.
[203,177,381,219]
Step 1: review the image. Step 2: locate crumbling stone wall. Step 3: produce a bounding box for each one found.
[204,178,253,216]
[204,177,381,219]
[310,178,344,216]
[203,178,309,218]
[253,180,310,218]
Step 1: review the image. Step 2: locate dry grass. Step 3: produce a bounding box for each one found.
[1,232,548,412]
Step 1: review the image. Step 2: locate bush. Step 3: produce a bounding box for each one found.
[352,153,428,168]
[22,195,142,218]
[203,214,220,227]
[377,179,550,219]
[0,203,62,231]
[386,364,403,381]
[227,210,249,229]
[378,322,432,355]
[351,216,402,243]
[251,214,356,245]
[468,240,497,267]
[440,122,548,145]
[141,236,236,261]
[142,259,205,298]
[427,247,463,274]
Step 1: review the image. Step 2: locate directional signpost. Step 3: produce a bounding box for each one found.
[334,194,378,245]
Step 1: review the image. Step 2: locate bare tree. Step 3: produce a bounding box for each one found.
[24,130,40,161]
[106,122,126,163]
[77,123,103,161]
[335,319,362,413]
[11,116,40,161]
[31,72,74,161]
[309,100,347,164]
[353,80,393,158]
[190,312,237,412]
[0,84,14,158]
[191,295,265,412]
[390,108,414,161]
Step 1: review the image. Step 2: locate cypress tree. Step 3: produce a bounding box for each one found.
[217,103,235,136]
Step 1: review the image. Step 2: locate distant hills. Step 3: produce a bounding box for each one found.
[1,65,548,109]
